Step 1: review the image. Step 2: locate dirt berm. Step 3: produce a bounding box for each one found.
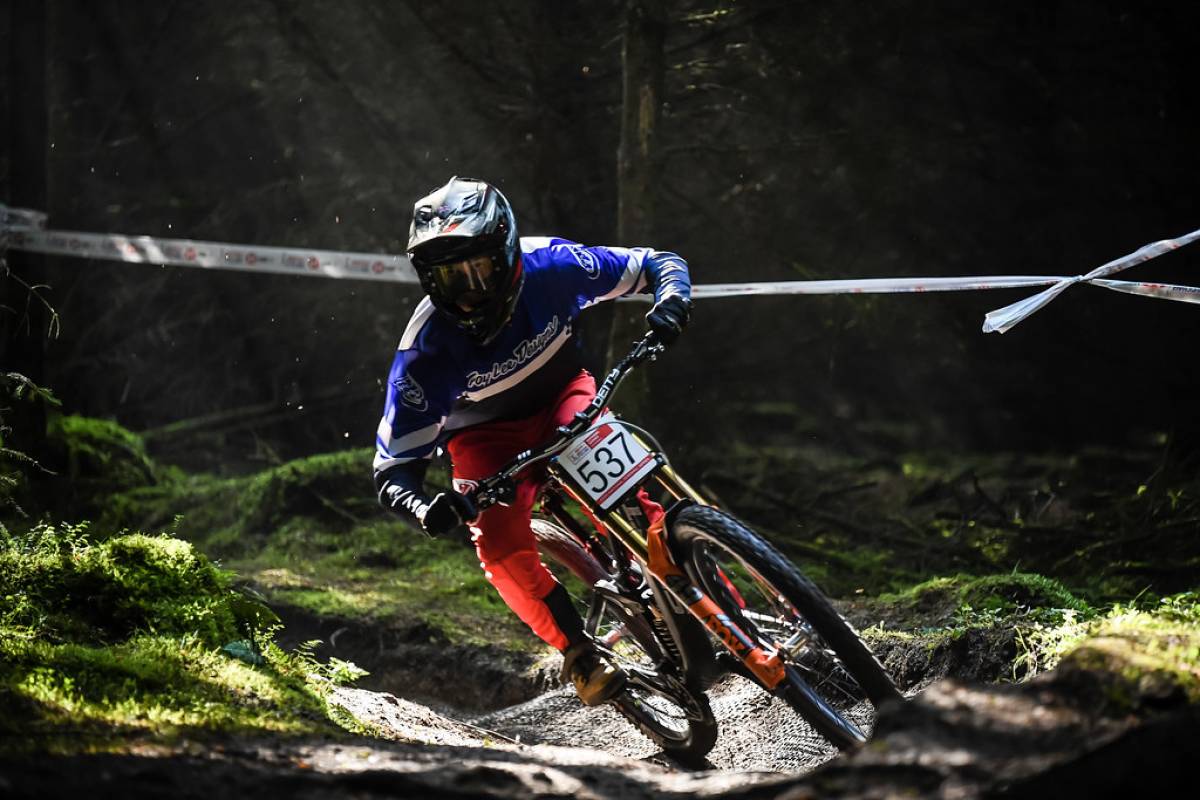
[4,637,1197,799]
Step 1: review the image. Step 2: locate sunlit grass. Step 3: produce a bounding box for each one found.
[0,524,367,754]
[228,525,535,652]
[1014,592,1200,696]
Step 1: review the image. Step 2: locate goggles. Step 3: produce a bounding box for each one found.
[431,252,503,313]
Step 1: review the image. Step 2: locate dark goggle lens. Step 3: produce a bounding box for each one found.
[431,254,502,310]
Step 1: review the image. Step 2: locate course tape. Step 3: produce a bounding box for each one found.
[2,205,1197,333]
[691,275,1066,297]
[981,227,1200,333]
[2,209,416,283]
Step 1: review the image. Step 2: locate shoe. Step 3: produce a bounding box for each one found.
[561,641,627,706]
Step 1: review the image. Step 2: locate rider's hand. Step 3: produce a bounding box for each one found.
[420,491,479,537]
[645,295,691,345]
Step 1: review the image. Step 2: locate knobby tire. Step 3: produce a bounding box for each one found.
[671,505,902,750]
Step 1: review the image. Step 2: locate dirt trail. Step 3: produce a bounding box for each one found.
[468,676,856,772]
[10,662,1194,800]
[1,735,792,799]
[5,605,1196,799]
[281,604,870,772]
[262,615,1200,796]
[333,667,854,773]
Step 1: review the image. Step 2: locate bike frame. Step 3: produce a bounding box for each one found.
[470,333,787,691]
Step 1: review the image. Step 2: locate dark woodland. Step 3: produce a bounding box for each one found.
[2,2,1199,797]
[5,1,1199,459]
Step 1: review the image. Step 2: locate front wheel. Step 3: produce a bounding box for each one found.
[671,505,902,750]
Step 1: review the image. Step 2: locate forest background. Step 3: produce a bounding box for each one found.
[4,0,1199,475]
[3,3,1200,782]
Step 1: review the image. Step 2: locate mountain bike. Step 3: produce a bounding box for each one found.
[468,332,902,762]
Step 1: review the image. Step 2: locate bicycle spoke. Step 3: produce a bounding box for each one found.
[693,537,867,710]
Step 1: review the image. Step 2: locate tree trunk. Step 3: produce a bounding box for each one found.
[617,0,665,245]
[608,0,666,415]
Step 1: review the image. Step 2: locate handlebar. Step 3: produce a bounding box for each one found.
[467,331,666,513]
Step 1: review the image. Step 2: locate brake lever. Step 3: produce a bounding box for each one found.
[494,478,516,505]
[471,476,516,513]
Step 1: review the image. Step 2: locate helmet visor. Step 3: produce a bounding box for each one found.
[430,253,503,314]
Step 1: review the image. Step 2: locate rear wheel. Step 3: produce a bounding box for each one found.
[532,517,718,763]
[671,505,902,750]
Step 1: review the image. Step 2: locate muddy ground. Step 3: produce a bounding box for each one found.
[6,604,1196,799]
[5,662,1196,799]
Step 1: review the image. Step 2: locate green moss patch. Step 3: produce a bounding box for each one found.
[46,416,160,518]
[93,443,533,653]
[227,519,534,652]
[689,432,1200,602]
[98,448,380,548]
[0,523,364,754]
[1,523,256,647]
[1015,593,1200,692]
[868,572,1092,630]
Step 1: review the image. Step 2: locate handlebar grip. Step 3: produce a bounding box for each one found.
[470,478,516,513]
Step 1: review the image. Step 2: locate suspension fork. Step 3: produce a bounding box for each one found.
[544,474,705,675]
[554,468,785,691]
[546,450,784,689]
[642,520,786,690]
[644,468,785,689]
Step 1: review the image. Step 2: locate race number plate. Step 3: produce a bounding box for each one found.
[558,413,659,510]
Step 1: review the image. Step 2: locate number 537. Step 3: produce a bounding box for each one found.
[574,430,637,493]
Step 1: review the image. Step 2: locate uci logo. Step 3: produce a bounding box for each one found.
[396,374,427,412]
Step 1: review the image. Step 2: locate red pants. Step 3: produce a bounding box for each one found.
[448,370,660,651]
[448,369,597,652]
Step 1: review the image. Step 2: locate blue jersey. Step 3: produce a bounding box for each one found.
[374,237,689,481]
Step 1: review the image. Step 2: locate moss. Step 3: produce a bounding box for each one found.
[235,450,378,537]
[93,450,533,653]
[0,633,342,752]
[959,573,1091,615]
[0,523,362,754]
[0,523,258,647]
[47,416,159,514]
[229,519,534,652]
[1017,594,1200,707]
[98,448,381,547]
[876,572,1090,624]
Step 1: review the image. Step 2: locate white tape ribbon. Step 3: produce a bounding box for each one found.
[691,275,1066,298]
[1091,278,1200,304]
[2,205,1197,333]
[2,211,416,283]
[0,205,49,231]
[981,227,1200,333]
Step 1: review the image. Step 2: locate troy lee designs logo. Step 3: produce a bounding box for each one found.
[396,373,427,411]
[466,316,561,389]
[565,243,600,278]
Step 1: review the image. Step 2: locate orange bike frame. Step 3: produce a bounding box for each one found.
[551,463,787,691]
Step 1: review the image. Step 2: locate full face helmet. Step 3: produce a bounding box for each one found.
[407,177,523,345]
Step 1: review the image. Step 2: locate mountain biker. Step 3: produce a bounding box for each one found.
[373,176,692,707]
